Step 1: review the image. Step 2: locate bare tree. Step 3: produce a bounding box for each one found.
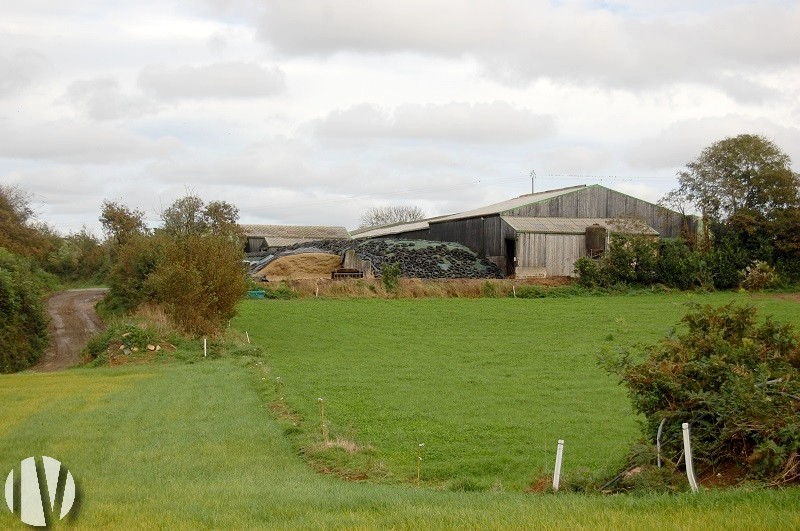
[358,205,426,228]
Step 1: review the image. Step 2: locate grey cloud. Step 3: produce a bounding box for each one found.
[252,1,800,99]
[625,115,800,170]
[313,101,555,143]
[65,77,161,121]
[713,74,782,105]
[138,62,286,100]
[0,120,182,164]
[0,50,48,98]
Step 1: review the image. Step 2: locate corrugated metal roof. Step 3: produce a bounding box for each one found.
[350,218,437,239]
[502,216,659,235]
[431,185,587,223]
[239,224,351,240]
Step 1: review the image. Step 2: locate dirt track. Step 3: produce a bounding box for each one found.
[34,288,107,372]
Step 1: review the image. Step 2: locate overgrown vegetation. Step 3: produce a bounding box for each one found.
[602,302,800,487]
[380,262,401,293]
[0,248,55,372]
[574,234,709,290]
[102,194,247,335]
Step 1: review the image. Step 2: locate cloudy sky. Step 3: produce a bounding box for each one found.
[2,0,799,235]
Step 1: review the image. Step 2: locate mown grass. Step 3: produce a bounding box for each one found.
[2,354,799,529]
[234,291,800,492]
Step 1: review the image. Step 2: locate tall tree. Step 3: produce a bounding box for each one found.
[0,185,55,262]
[99,200,148,246]
[159,195,241,239]
[160,194,206,237]
[665,134,799,224]
[358,205,426,228]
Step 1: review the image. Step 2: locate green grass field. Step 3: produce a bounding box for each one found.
[234,291,800,490]
[2,291,799,528]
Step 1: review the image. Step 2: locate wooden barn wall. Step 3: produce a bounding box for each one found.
[428,216,503,257]
[517,233,585,277]
[508,187,689,238]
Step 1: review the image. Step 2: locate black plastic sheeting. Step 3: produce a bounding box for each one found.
[249,239,503,279]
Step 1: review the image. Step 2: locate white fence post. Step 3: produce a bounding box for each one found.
[203,337,207,357]
[682,422,699,493]
[552,439,564,492]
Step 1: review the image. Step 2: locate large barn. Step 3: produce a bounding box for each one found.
[352,184,696,278]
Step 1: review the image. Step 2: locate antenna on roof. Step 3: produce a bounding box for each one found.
[530,170,536,193]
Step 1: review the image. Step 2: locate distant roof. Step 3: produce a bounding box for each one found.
[239,224,351,241]
[502,216,659,235]
[432,185,588,223]
[350,215,452,239]
[350,220,430,239]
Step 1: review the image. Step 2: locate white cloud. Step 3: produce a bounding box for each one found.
[138,62,286,100]
[0,119,183,164]
[312,101,555,144]
[0,50,48,98]
[64,77,161,120]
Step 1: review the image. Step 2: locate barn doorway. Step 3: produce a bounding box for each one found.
[505,238,516,276]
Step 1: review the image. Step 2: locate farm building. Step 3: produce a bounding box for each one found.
[240,224,351,254]
[352,184,696,278]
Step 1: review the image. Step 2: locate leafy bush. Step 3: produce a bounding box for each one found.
[106,234,168,312]
[603,233,659,286]
[707,237,751,289]
[573,256,603,287]
[655,239,709,290]
[146,234,248,335]
[380,262,401,293]
[602,303,800,486]
[0,248,51,372]
[740,261,778,291]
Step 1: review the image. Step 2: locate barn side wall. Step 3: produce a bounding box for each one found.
[428,216,503,257]
[516,233,585,277]
[508,186,691,238]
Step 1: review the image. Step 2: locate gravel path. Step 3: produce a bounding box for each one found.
[33,288,108,372]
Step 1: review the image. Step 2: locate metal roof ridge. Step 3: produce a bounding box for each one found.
[430,184,588,223]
